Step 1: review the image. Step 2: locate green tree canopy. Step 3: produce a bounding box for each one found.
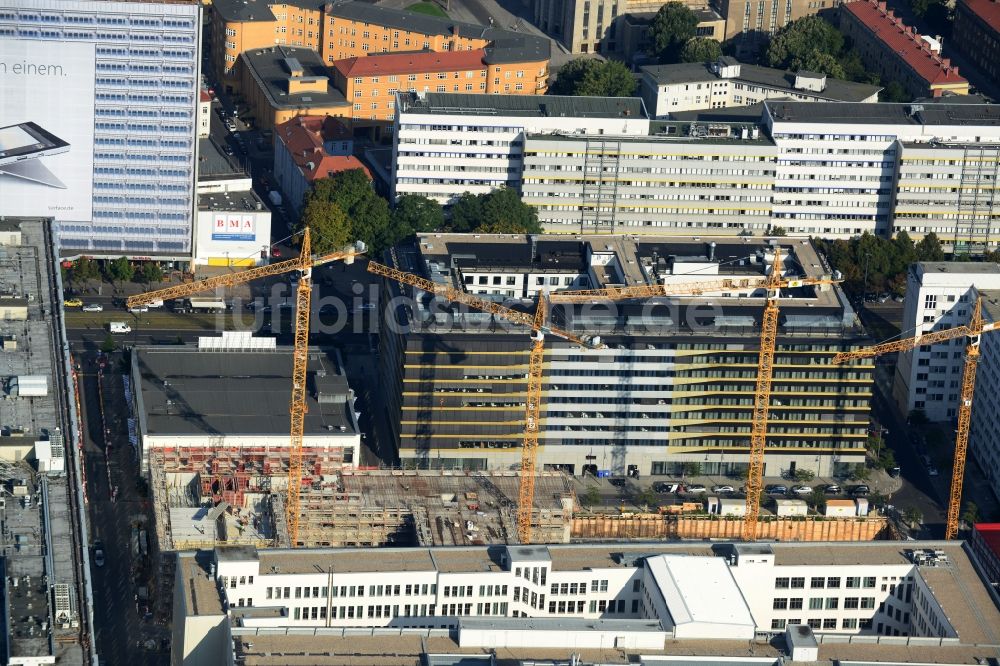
[139,262,164,284]
[680,37,722,63]
[550,58,636,96]
[302,169,392,253]
[301,200,352,254]
[107,257,134,285]
[73,257,100,282]
[791,49,846,79]
[916,232,945,261]
[392,194,444,238]
[880,80,911,103]
[648,2,698,63]
[766,16,845,69]
[448,192,482,232]
[479,187,543,234]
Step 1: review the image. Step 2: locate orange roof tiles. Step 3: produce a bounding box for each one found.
[332,49,487,78]
[960,0,1000,34]
[844,0,968,86]
[276,115,371,184]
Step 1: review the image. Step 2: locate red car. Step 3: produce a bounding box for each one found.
[271,247,281,258]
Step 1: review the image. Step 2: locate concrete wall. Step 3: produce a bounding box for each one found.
[571,514,887,541]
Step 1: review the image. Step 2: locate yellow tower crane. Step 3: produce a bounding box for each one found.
[126,230,363,546]
[740,248,842,541]
[832,296,999,539]
[370,258,795,542]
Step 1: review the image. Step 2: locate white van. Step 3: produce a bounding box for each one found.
[109,322,131,334]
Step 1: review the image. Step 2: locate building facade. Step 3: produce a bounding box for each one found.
[969,295,1000,497]
[394,95,1000,245]
[616,9,725,66]
[713,0,846,58]
[952,0,1000,86]
[173,540,998,666]
[376,233,871,477]
[640,57,881,118]
[0,0,200,258]
[838,0,969,99]
[891,263,1000,423]
[210,0,549,95]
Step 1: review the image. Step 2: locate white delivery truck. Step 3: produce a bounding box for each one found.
[109,322,132,334]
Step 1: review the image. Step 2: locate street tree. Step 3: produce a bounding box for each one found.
[961,501,979,525]
[581,485,602,508]
[915,232,945,261]
[680,37,722,63]
[304,169,392,252]
[903,507,923,527]
[648,2,698,63]
[392,194,444,237]
[107,257,134,286]
[140,262,164,285]
[74,257,100,283]
[300,200,352,254]
[100,334,117,353]
[793,468,815,482]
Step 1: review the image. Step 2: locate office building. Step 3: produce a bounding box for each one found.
[640,57,881,117]
[891,262,1000,424]
[376,233,871,476]
[394,95,1000,243]
[838,0,969,99]
[617,8,725,65]
[952,0,1000,85]
[0,0,201,259]
[392,92,649,204]
[173,540,1000,665]
[968,523,1000,587]
[273,115,368,217]
[210,0,549,94]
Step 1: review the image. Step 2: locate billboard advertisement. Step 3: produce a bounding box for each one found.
[0,40,95,220]
[212,213,257,241]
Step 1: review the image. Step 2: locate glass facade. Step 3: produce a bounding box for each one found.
[0,0,199,257]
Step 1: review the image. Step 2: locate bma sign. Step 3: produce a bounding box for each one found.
[212,214,256,241]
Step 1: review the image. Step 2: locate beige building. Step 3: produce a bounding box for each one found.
[713,0,847,58]
[617,8,725,65]
[532,0,712,54]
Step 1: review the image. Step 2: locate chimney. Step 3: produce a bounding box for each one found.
[942,58,950,67]
[953,66,959,76]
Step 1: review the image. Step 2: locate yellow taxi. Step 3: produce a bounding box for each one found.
[63,298,83,307]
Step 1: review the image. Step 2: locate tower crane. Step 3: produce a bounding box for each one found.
[369,258,803,542]
[833,296,999,539]
[126,230,363,546]
[740,248,843,541]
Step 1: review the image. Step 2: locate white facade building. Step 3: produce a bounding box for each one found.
[392,92,649,205]
[892,262,1000,421]
[393,95,1000,246]
[173,541,997,665]
[640,58,881,118]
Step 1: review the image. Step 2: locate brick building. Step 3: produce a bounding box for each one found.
[838,0,969,99]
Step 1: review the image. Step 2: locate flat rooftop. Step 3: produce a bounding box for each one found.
[918,261,1000,274]
[766,100,1000,126]
[197,189,266,213]
[398,91,647,119]
[241,46,349,111]
[135,346,357,437]
[641,62,881,102]
[197,137,247,180]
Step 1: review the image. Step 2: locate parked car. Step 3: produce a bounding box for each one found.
[129,305,149,314]
[888,466,901,478]
[765,484,789,495]
[790,485,813,496]
[64,298,83,307]
[93,541,105,567]
[928,466,939,477]
[712,485,735,494]
[608,478,627,488]
[653,482,679,493]
[850,485,870,496]
[823,484,842,495]
[271,247,282,258]
[685,484,708,494]
[82,303,103,312]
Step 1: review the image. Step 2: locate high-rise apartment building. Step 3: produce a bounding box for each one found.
[393,94,1000,249]
[375,233,871,477]
[0,0,200,258]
